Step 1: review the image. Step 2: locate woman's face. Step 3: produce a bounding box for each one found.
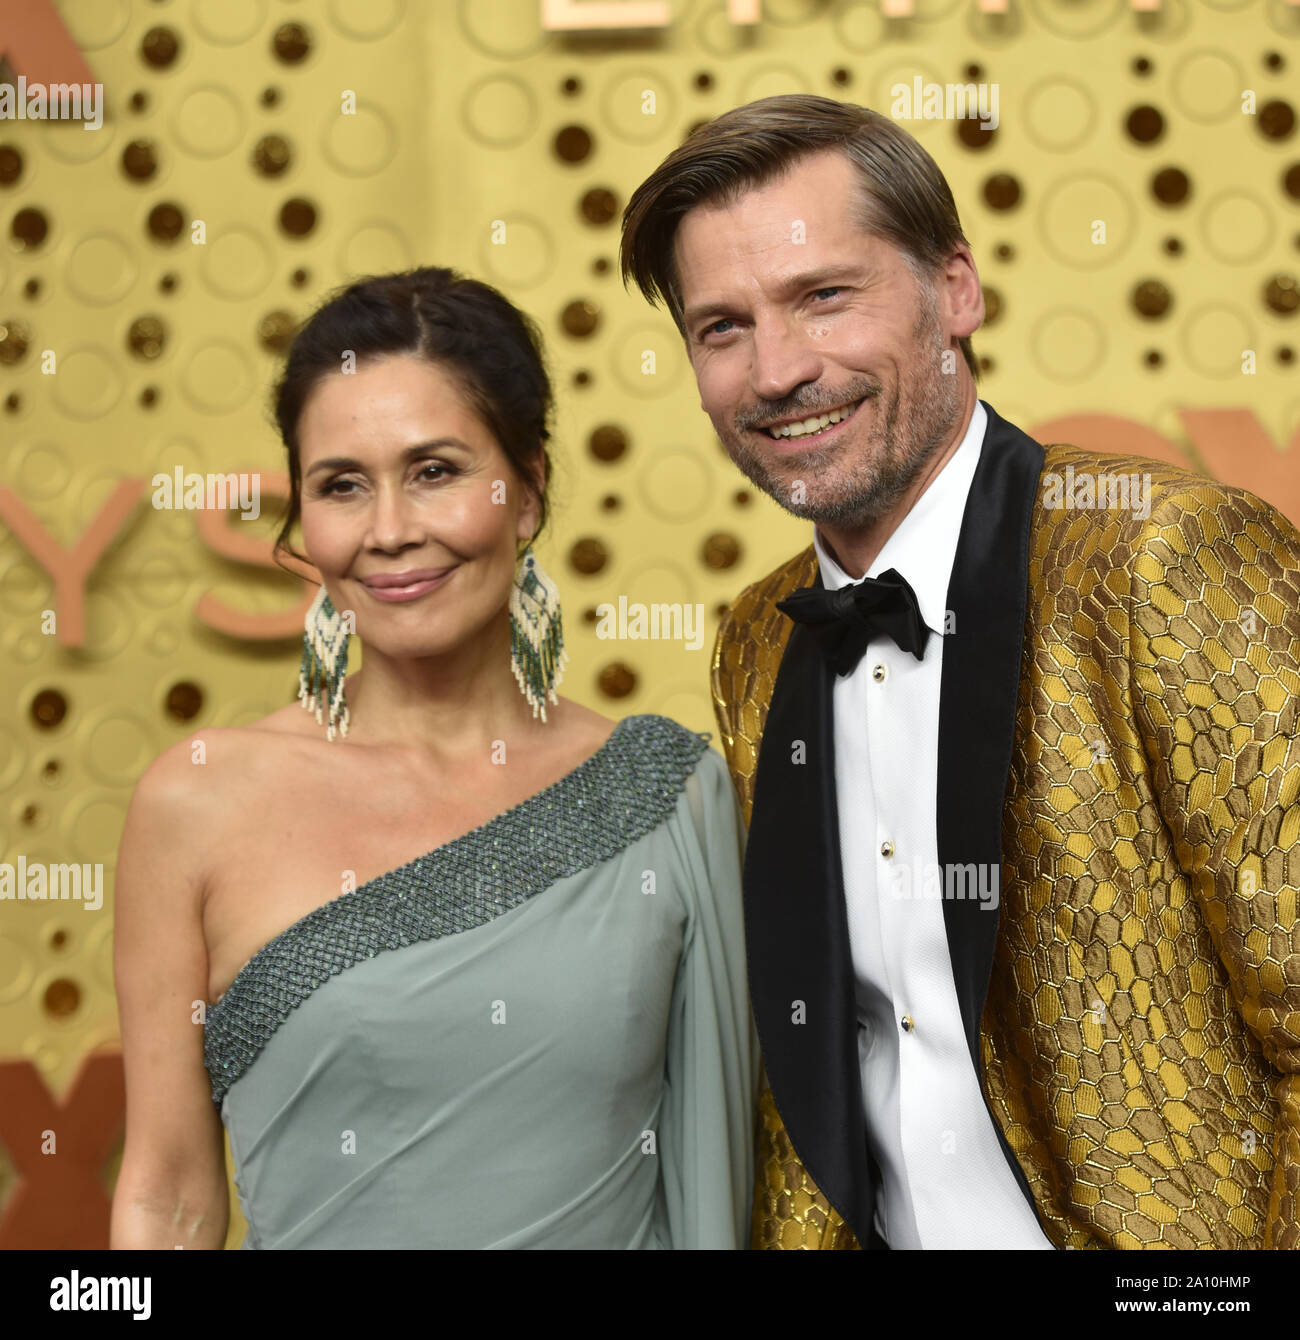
[296,353,542,661]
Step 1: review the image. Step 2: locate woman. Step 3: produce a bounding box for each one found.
[110,267,756,1248]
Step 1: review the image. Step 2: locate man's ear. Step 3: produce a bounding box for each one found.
[943,243,984,340]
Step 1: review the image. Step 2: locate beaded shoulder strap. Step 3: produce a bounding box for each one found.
[203,715,711,1104]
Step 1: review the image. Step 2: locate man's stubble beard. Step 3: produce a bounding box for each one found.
[717,286,966,531]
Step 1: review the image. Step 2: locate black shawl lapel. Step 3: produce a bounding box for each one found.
[937,399,1044,1208]
[744,581,876,1248]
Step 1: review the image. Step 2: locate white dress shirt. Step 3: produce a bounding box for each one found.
[811,399,1053,1249]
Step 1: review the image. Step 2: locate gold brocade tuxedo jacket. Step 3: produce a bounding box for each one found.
[709,400,1300,1251]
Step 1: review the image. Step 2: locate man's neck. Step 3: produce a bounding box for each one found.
[816,383,978,580]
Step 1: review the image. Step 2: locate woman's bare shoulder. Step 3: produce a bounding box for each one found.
[550,698,620,748]
[128,705,324,823]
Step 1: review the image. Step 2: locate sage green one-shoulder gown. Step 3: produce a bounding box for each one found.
[202,714,756,1249]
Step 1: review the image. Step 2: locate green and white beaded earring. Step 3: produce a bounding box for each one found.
[510,546,567,722]
[298,584,351,741]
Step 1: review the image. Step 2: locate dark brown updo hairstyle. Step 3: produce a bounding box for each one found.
[271,266,555,570]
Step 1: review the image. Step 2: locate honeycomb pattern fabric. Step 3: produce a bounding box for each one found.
[710,444,1300,1251]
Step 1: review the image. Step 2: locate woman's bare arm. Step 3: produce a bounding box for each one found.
[111,739,229,1249]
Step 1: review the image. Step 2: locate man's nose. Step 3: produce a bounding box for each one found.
[749,315,824,404]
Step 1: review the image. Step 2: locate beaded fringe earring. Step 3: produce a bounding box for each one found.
[298,584,350,741]
[510,547,567,723]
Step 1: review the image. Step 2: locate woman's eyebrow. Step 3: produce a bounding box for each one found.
[304,438,472,478]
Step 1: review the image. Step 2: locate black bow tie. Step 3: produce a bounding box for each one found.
[776,568,930,676]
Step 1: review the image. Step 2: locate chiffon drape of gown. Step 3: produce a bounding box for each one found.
[202,714,757,1248]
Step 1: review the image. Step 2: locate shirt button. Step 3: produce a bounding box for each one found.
[872,663,886,682]
[901,1015,914,1033]
[880,841,894,858]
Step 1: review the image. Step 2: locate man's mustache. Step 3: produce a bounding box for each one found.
[736,386,879,434]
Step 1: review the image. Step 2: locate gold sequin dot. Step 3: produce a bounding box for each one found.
[982,173,1021,210]
[0,144,23,185]
[1126,104,1165,144]
[958,119,995,150]
[1264,274,1299,315]
[258,309,298,354]
[273,22,312,64]
[701,532,742,569]
[165,681,204,722]
[1152,167,1190,205]
[11,207,48,250]
[140,26,181,69]
[561,300,599,338]
[128,316,166,359]
[147,201,185,242]
[1132,280,1172,318]
[30,691,67,734]
[0,319,32,365]
[253,134,292,177]
[597,662,637,698]
[44,978,81,1019]
[1258,100,1295,141]
[580,187,619,226]
[553,125,593,163]
[588,424,627,462]
[122,139,159,181]
[279,198,318,237]
[569,537,608,574]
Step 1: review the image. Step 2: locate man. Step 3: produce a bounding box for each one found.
[619,94,1300,1249]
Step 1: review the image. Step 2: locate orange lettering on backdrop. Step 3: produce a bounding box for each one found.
[193,470,318,638]
[541,0,671,27]
[0,479,146,647]
[1029,413,1194,469]
[0,0,96,84]
[1029,410,1300,527]
[0,473,314,645]
[0,1052,124,1250]
[535,0,1188,23]
[0,417,1296,647]
[539,0,760,27]
[1175,408,1300,524]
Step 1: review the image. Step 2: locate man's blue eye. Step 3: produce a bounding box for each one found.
[708,319,734,336]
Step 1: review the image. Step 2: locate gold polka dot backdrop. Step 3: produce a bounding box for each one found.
[1,0,1298,1248]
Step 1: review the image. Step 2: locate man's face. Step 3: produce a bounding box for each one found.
[673,148,973,530]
